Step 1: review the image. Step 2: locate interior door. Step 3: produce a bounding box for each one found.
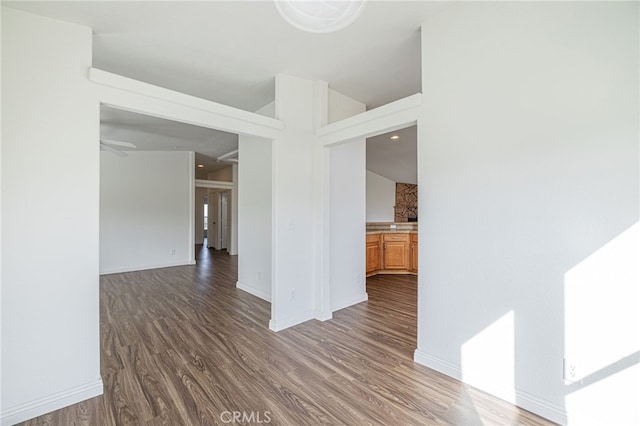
[208,190,218,248]
[219,191,228,250]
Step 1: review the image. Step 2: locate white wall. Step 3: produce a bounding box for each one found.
[326,88,368,312]
[255,101,276,119]
[237,133,272,302]
[0,6,3,412]
[366,170,396,222]
[328,88,366,124]
[269,75,317,330]
[1,8,102,424]
[208,166,233,182]
[330,140,367,311]
[416,3,639,425]
[194,187,207,245]
[268,78,370,328]
[100,151,194,274]
[237,102,273,301]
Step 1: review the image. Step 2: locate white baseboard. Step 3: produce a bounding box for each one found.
[413,350,567,425]
[236,281,271,302]
[331,292,368,313]
[99,260,194,275]
[269,309,315,332]
[516,388,567,425]
[414,349,462,380]
[1,379,103,426]
[314,310,333,321]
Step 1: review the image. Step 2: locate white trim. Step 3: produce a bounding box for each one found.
[90,68,283,137]
[1,379,103,426]
[269,309,315,332]
[413,349,462,380]
[91,69,282,141]
[99,260,195,275]
[331,292,368,313]
[314,310,333,321]
[516,389,568,425]
[413,350,568,425]
[195,179,234,190]
[317,93,422,146]
[188,152,196,265]
[236,281,271,302]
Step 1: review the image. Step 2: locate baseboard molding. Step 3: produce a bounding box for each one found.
[100,260,194,275]
[515,388,567,425]
[413,349,462,380]
[1,379,103,426]
[331,292,368,313]
[314,310,333,321]
[269,309,315,332]
[413,350,567,425]
[236,281,271,302]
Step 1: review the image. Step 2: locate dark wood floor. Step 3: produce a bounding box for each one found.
[19,246,555,425]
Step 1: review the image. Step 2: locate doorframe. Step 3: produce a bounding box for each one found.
[92,66,424,338]
[314,93,422,328]
[92,67,282,263]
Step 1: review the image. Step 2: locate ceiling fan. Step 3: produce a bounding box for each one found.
[216,149,238,163]
[100,139,137,157]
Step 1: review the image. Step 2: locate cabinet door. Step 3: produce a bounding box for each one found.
[409,233,418,272]
[410,242,418,272]
[383,241,409,270]
[366,242,381,274]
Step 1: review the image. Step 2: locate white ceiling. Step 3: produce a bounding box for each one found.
[101,106,237,176]
[367,126,417,184]
[7,0,438,182]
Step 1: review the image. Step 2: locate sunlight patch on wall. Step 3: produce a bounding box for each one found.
[564,222,640,425]
[462,310,515,404]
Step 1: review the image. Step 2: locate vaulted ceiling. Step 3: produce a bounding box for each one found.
[7,1,433,181]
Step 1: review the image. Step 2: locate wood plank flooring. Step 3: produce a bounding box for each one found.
[19,246,556,425]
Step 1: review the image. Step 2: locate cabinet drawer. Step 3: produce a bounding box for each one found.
[383,233,410,243]
[366,233,380,243]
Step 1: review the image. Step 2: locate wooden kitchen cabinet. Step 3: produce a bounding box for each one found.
[382,233,410,270]
[409,233,418,273]
[366,234,382,275]
[366,232,417,276]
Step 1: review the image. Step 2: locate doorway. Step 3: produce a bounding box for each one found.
[207,190,230,251]
[363,124,419,339]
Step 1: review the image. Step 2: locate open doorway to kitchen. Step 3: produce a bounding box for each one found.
[364,124,418,338]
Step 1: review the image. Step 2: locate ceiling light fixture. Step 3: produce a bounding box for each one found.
[275,0,367,34]
[390,135,400,140]
[197,164,204,168]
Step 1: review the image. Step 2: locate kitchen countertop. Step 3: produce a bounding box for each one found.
[366,222,417,234]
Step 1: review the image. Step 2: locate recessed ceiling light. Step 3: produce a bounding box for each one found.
[197,164,204,168]
[390,135,400,140]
